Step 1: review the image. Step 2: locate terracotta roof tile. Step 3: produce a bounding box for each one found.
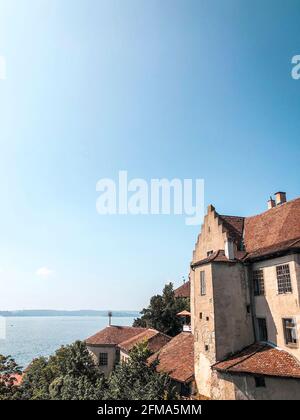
[174,281,190,298]
[191,250,238,268]
[244,237,300,261]
[85,326,147,345]
[212,342,300,379]
[203,197,300,262]
[148,332,194,383]
[244,197,300,254]
[219,215,244,245]
[177,310,191,317]
[119,329,171,353]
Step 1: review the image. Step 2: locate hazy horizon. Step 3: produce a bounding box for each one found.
[1,0,299,311]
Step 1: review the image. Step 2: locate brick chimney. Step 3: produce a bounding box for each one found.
[267,197,276,209]
[274,191,287,206]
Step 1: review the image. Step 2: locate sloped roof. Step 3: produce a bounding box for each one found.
[243,198,300,253]
[119,329,171,354]
[212,342,300,379]
[177,310,191,317]
[85,326,147,345]
[174,281,190,298]
[200,197,300,262]
[148,332,194,383]
[219,215,244,245]
[244,237,300,261]
[191,250,240,268]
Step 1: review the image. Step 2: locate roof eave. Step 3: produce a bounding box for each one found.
[212,367,300,381]
[244,247,300,263]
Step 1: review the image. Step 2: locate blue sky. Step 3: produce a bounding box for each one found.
[0,0,299,310]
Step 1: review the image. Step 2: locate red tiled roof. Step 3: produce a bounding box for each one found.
[13,374,23,386]
[212,343,300,379]
[243,197,300,254]
[148,332,194,383]
[0,373,23,387]
[244,237,300,261]
[200,197,300,262]
[219,215,244,245]
[85,326,148,345]
[177,310,191,317]
[119,329,171,354]
[191,250,238,268]
[174,281,190,298]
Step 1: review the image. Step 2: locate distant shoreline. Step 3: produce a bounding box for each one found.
[0,310,140,318]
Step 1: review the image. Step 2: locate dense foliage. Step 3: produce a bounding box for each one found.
[0,354,22,400]
[20,340,107,400]
[104,342,175,400]
[0,341,175,400]
[133,282,190,336]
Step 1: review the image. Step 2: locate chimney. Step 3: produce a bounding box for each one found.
[225,240,235,260]
[267,197,275,209]
[274,191,286,206]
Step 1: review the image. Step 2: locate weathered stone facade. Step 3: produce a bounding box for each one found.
[191,196,300,400]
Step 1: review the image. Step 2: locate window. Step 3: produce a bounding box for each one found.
[276,264,292,294]
[99,352,108,366]
[253,269,264,296]
[200,271,206,296]
[254,376,266,388]
[207,250,213,257]
[205,345,209,351]
[257,318,268,342]
[199,312,203,319]
[283,318,298,347]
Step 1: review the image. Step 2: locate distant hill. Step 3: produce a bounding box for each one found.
[0,310,140,318]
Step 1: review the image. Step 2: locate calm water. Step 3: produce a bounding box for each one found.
[0,316,136,368]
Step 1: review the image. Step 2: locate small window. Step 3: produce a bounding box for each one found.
[207,250,213,257]
[276,264,292,294]
[205,345,209,351]
[254,376,266,388]
[199,312,203,319]
[257,318,268,342]
[282,318,298,347]
[253,269,264,296]
[99,352,108,366]
[200,271,206,296]
[206,316,209,321]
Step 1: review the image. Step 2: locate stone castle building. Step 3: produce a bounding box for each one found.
[190,192,300,399]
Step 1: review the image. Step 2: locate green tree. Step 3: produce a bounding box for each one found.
[105,342,176,400]
[0,354,22,400]
[133,283,190,336]
[20,341,108,400]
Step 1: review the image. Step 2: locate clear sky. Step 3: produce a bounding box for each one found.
[0,0,299,311]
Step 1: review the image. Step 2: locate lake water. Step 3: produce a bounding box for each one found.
[0,316,137,368]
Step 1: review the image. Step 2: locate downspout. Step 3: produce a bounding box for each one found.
[245,262,257,342]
